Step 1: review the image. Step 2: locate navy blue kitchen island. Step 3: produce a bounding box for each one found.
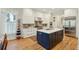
[37,28,64,50]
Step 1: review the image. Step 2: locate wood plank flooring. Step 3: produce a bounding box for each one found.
[7,35,78,50]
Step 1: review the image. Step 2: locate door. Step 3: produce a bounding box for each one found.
[5,13,16,40]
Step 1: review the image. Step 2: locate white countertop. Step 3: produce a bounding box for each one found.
[37,28,63,34]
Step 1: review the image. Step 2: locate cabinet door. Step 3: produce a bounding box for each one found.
[57,30,63,43]
[55,32,60,46]
[49,32,56,48]
[37,32,50,49]
[22,29,28,38]
[22,9,34,24]
[60,30,63,41]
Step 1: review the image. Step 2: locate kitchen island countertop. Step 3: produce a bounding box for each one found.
[37,28,63,34]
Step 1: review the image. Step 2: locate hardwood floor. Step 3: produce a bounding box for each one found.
[7,35,78,50]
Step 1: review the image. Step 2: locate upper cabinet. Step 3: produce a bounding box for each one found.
[64,9,77,17]
[22,9,34,24]
[22,9,51,24]
[43,13,50,23]
[50,16,63,28]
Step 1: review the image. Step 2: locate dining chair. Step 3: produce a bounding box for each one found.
[1,34,8,50]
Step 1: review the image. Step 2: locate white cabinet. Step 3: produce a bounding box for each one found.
[22,28,37,38]
[64,9,77,17]
[22,9,34,24]
[32,28,37,35]
[22,16,34,24]
[49,16,63,29]
[42,13,50,23]
[22,28,31,38]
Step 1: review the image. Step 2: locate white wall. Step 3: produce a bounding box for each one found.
[0,9,5,40]
[76,9,79,49]
[76,9,79,39]
[0,8,23,40]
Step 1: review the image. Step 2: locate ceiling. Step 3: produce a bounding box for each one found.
[1,8,77,16]
[31,8,65,15]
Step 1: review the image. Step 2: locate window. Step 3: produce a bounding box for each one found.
[7,13,15,22]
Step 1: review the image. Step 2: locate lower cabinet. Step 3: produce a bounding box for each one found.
[37,32,50,49]
[22,28,37,38]
[37,30,63,50]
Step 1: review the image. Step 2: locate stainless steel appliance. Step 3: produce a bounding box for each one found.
[64,16,76,37]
